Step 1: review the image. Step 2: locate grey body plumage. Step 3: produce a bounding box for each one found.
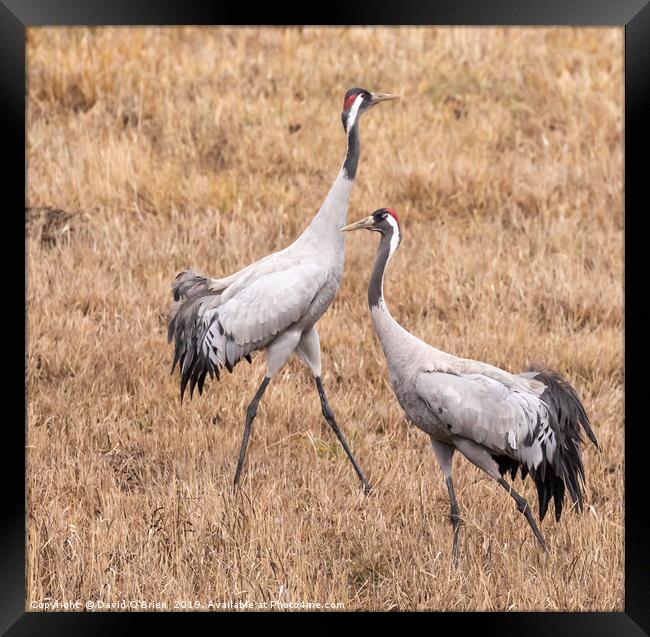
[343,208,599,557]
[168,89,398,491]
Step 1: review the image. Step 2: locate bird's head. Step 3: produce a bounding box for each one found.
[342,207,402,253]
[341,88,399,134]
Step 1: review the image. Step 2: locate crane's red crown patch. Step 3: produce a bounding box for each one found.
[343,93,360,111]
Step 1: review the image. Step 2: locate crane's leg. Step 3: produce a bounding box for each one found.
[297,328,372,495]
[233,376,271,489]
[497,478,547,552]
[453,437,547,552]
[315,377,372,494]
[233,330,303,490]
[431,439,461,562]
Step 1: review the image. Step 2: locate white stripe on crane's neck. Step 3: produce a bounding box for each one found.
[345,93,364,133]
[385,214,401,262]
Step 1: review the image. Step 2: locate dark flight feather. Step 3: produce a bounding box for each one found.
[492,364,598,522]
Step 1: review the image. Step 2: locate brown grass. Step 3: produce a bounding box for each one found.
[26,27,623,611]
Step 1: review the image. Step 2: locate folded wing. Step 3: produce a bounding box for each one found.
[168,262,328,400]
[415,370,553,470]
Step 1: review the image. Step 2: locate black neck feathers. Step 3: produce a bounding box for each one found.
[343,121,360,180]
[368,232,392,308]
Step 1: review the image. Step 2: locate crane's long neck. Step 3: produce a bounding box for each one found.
[300,119,360,247]
[369,231,419,365]
[369,231,399,318]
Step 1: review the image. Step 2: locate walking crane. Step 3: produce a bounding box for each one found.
[343,208,599,556]
[168,89,398,493]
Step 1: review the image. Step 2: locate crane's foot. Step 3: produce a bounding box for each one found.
[445,476,462,566]
[362,481,373,496]
[233,457,246,491]
[450,512,461,566]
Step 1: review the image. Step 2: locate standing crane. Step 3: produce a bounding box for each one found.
[342,208,599,557]
[168,89,398,493]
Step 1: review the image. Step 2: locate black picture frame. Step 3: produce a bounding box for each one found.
[5,0,647,633]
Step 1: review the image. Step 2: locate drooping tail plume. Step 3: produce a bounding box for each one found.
[527,364,599,522]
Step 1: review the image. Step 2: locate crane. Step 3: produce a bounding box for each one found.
[168,89,398,493]
[342,208,599,557]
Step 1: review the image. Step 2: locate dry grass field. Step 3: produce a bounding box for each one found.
[26,27,623,611]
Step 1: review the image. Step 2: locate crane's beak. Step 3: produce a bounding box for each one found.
[369,92,400,105]
[341,216,375,232]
